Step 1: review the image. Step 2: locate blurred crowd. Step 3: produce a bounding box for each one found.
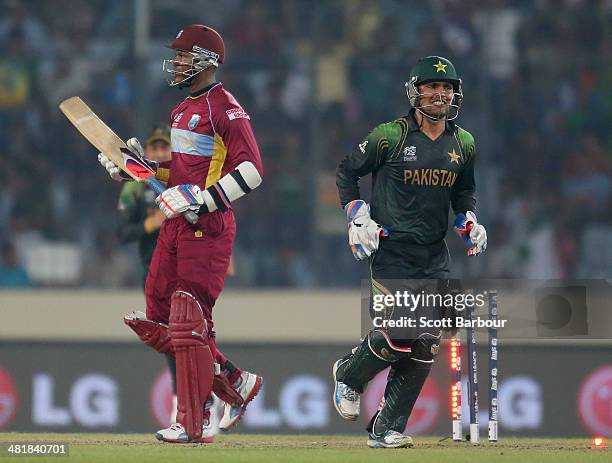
[0,0,610,288]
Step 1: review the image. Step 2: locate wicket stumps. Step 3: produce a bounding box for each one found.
[488,290,499,442]
[466,302,479,443]
[451,291,499,444]
[450,334,462,441]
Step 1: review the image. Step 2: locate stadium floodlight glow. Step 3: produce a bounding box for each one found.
[592,437,607,448]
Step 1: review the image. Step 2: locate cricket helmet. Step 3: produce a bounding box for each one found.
[405,56,463,120]
[163,24,225,87]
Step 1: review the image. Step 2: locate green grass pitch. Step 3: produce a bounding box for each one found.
[0,433,608,462]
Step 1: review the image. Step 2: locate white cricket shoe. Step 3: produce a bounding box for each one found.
[332,359,360,421]
[367,430,414,449]
[155,420,215,444]
[218,371,263,431]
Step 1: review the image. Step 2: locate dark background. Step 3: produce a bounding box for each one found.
[1,0,611,288]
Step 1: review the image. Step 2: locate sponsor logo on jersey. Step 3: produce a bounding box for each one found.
[188,114,201,130]
[404,168,457,187]
[358,140,368,154]
[226,108,250,120]
[172,113,183,127]
[403,145,417,161]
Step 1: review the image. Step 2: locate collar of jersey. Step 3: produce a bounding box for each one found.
[407,108,454,134]
[188,82,220,99]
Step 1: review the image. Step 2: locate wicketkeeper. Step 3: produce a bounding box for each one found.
[98,25,264,443]
[332,56,487,448]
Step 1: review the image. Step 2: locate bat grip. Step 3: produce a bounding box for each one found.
[145,178,199,225]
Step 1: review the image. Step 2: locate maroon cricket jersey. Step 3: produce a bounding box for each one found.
[168,83,263,193]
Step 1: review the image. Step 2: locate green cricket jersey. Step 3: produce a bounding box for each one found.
[336,109,476,246]
[117,182,160,273]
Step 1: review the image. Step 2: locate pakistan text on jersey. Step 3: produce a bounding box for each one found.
[403,169,457,187]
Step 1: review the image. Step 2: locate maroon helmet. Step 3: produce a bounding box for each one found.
[163,24,225,87]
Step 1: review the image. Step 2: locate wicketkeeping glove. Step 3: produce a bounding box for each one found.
[156,184,204,219]
[453,211,487,256]
[345,200,389,260]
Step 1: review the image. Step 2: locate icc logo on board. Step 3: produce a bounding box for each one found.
[578,365,612,436]
[0,368,18,429]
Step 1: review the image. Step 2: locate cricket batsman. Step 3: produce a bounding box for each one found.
[112,126,238,429]
[332,56,487,448]
[97,24,263,443]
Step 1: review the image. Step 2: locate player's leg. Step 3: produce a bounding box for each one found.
[176,215,262,431]
[332,329,410,421]
[124,312,245,409]
[365,333,440,449]
[216,341,262,431]
[124,221,177,346]
[332,272,416,421]
[127,223,215,442]
[216,350,242,385]
[155,290,215,443]
[144,221,178,324]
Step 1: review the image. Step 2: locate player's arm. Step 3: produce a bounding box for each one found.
[156,106,263,219]
[336,124,394,260]
[336,123,390,208]
[198,106,263,214]
[451,129,486,255]
[451,129,476,215]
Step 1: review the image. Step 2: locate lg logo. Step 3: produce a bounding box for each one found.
[32,373,119,427]
[243,375,329,429]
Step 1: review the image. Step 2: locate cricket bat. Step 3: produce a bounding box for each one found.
[59,96,198,224]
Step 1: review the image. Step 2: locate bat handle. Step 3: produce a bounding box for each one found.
[145,178,199,225]
[182,210,200,225]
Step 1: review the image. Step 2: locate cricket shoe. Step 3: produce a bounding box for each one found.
[219,371,263,431]
[367,431,414,449]
[155,421,215,444]
[332,358,360,421]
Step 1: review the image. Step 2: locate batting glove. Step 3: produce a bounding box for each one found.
[97,138,158,182]
[345,200,389,260]
[156,184,204,219]
[98,153,130,181]
[453,211,487,256]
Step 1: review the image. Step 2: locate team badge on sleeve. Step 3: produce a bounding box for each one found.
[226,108,250,120]
[359,140,368,154]
[188,114,201,130]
